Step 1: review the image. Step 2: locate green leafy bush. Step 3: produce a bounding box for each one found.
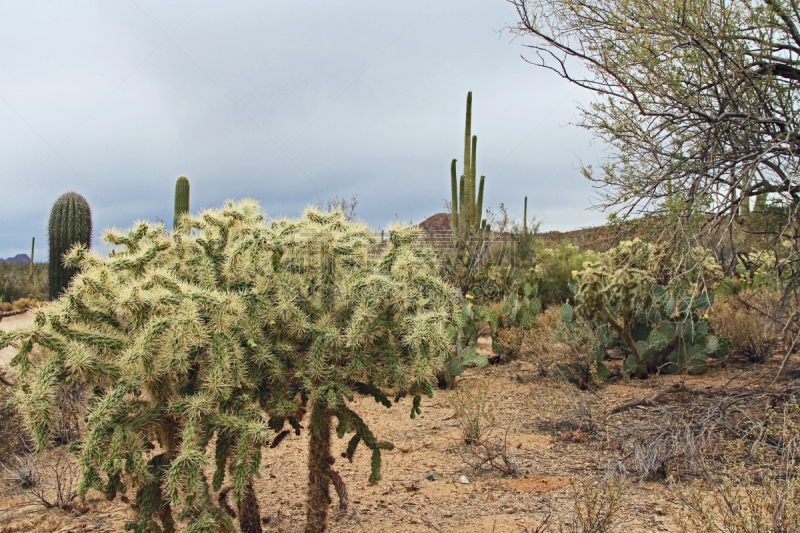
[2,201,457,533]
[531,241,597,307]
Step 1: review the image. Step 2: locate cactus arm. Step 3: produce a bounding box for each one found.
[523,197,527,235]
[459,176,466,232]
[30,237,35,283]
[463,92,472,196]
[450,160,459,231]
[469,135,477,228]
[739,174,750,217]
[474,176,485,232]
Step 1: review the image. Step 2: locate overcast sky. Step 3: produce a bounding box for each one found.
[0,0,608,259]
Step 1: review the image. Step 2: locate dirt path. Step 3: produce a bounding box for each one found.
[0,311,34,368]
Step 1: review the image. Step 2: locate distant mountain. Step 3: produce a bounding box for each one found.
[0,254,31,264]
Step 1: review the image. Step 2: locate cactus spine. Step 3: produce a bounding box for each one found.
[173,175,190,230]
[48,191,92,300]
[450,92,487,235]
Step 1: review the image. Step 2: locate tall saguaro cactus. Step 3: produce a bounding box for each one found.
[48,191,92,300]
[173,175,190,230]
[450,92,486,236]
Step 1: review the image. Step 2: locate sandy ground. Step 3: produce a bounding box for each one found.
[0,320,794,532]
[0,312,33,368]
[0,359,748,533]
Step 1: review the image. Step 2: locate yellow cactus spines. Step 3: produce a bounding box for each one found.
[2,201,458,533]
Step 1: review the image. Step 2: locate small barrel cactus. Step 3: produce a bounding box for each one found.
[47,191,91,299]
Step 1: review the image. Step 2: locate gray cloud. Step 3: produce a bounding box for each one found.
[0,0,607,259]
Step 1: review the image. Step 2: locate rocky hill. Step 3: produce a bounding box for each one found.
[0,254,30,264]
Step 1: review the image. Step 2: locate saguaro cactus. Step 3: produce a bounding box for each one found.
[450,92,486,235]
[173,175,190,230]
[48,191,91,300]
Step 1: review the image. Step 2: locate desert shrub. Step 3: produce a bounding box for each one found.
[671,398,800,533]
[511,214,541,266]
[532,241,597,307]
[0,262,47,305]
[3,448,79,511]
[447,379,496,445]
[1,202,457,533]
[709,292,781,363]
[552,305,604,388]
[447,378,520,476]
[523,306,564,376]
[568,479,624,533]
[673,474,800,533]
[712,249,799,363]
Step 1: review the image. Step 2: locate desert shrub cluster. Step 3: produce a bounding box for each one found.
[0,262,47,309]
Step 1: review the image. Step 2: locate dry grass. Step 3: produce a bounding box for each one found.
[709,292,782,363]
[0,298,43,313]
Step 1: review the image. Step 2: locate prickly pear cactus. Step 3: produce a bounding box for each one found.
[440,262,542,387]
[564,239,727,378]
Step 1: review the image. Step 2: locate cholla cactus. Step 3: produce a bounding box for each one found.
[1,201,457,533]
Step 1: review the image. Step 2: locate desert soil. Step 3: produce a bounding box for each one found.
[0,311,33,367]
[0,325,789,533]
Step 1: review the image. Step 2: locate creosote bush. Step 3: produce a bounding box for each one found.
[0,201,457,533]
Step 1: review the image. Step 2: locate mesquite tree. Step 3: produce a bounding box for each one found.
[2,200,457,533]
[508,0,800,357]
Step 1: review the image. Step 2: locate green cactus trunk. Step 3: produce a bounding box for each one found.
[173,176,190,230]
[450,160,459,232]
[48,192,92,300]
[523,197,528,235]
[459,176,466,230]
[463,92,472,213]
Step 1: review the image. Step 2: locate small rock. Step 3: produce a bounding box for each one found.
[458,475,469,484]
[425,470,441,481]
